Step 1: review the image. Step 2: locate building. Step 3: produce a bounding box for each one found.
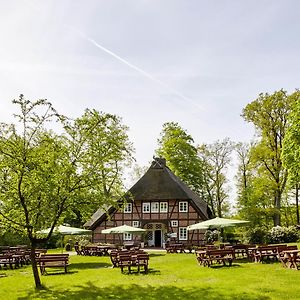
[84,158,212,247]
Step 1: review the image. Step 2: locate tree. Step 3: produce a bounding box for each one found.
[0,95,134,288]
[198,138,234,217]
[235,142,277,227]
[282,90,300,224]
[156,122,205,195]
[242,89,294,226]
[62,108,134,224]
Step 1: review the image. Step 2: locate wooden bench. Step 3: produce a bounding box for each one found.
[134,253,149,273]
[279,245,298,268]
[202,249,235,267]
[118,254,132,273]
[232,244,250,259]
[166,243,185,253]
[254,246,279,263]
[0,254,18,269]
[37,254,69,275]
[117,251,149,273]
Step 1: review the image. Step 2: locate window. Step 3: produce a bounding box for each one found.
[179,201,188,212]
[151,202,159,213]
[179,227,188,240]
[132,221,139,227]
[171,220,178,227]
[123,233,132,241]
[160,202,168,213]
[143,202,150,213]
[123,203,132,213]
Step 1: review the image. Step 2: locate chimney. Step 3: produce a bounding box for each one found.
[152,157,166,168]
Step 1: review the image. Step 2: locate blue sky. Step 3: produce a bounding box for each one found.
[0,1,299,194]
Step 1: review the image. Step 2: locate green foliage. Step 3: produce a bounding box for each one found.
[204,229,220,243]
[156,122,205,195]
[0,95,134,287]
[268,226,299,244]
[282,93,300,182]
[198,138,234,217]
[245,227,269,244]
[241,89,295,226]
[0,229,29,246]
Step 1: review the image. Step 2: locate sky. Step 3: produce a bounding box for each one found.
[0,1,300,200]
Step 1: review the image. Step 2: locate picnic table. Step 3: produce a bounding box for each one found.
[196,248,235,267]
[251,245,279,263]
[166,243,185,253]
[281,249,300,270]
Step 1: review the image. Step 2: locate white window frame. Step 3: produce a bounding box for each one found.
[151,202,159,213]
[123,203,132,213]
[123,233,132,241]
[179,227,188,241]
[171,220,178,227]
[179,201,188,212]
[160,202,168,213]
[132,221,139,227]
[143,202,150,213]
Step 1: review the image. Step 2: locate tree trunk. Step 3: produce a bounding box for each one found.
[296,184,299,224]
[273,190,281,226]
[30,242,43,289]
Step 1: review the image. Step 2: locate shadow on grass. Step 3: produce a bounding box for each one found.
[119,268,161,276]
[18,282,271,300]
[148,253,166,258]
[70,262,111,270]
[208,264,242,269]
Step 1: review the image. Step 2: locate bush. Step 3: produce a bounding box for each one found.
[245,227,268,244]
[268,226,299,244]
[0,230,29,246]
[204,229,220,243]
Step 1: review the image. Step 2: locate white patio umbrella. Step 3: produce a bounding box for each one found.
[37,225,92,252]
[101,224,146,234]
[187,217,250,231]
[37,225,92,235]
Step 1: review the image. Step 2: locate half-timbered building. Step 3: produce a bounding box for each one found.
[84,158,212,247]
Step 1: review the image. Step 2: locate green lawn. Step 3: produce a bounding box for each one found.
[1,251,299,300]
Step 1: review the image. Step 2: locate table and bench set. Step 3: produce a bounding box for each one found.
[195,244,300,269]
[110,249,150,273]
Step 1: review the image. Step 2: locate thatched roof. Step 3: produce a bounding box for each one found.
[84,158,212,229]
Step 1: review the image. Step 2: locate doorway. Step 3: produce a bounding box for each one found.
[154,230,162,247]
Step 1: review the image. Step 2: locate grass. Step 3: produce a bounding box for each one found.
[1,250,300,300]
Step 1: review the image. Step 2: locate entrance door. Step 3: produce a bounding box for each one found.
[154,230,162,247]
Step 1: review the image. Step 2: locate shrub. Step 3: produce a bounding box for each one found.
[204,229,220,243]
[268,226,299,244]
[268,226,286,243]
[245,227,268,244]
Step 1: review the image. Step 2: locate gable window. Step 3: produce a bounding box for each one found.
[123,203,132,213]
[179,227,187,240]
[171,220,178,227]
[143,202,150,213]
[123,233,132,241]
[132,221,139,227]
[179,201,188,212]
[151,202,159,213]
[160,202,168,213]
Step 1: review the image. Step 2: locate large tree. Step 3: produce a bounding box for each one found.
[235,142,278,227]
[198,138,234,217]
[282,90,300,224]
[242,89,294,226]
[156,122,205,195]
[0,95,133,288]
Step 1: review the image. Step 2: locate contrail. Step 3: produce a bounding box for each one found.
[76,31,202,111]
